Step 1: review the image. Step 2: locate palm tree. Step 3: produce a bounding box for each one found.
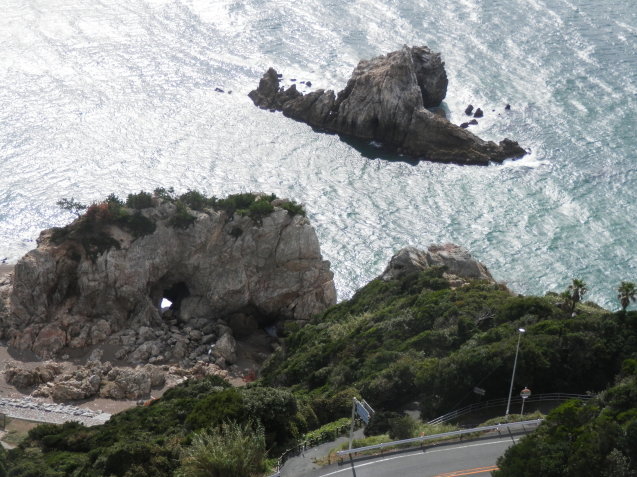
[617,281,636,312]
[567,279,588,315]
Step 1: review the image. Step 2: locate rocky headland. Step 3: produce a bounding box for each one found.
[0,189,498,416]
[0,192,336,372]
[249,45,526,165]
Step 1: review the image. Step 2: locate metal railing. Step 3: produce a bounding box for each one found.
[267,423,351,477]
[336,419,543,458]
[427,393,593,425]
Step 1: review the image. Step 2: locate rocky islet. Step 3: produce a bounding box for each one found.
[249,45,526,165]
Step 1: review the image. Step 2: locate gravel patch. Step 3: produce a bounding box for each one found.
[0,396,110,427]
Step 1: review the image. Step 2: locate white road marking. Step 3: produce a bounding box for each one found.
[315,438,517,477]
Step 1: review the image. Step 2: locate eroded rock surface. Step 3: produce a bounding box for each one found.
[28,361,225,401]
[0,196,336,362]
[249,45,526,165]
[381,244,495,285]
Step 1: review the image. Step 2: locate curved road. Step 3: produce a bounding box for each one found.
[293,432,528,477]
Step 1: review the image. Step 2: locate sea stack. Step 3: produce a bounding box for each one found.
[249,45,526,165]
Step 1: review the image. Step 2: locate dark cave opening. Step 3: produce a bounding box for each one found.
[162,281,190,311]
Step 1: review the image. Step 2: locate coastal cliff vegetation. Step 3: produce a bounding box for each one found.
[53,189,306,259]
[262,270,637,419]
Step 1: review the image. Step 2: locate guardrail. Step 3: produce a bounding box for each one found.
[336,419,543,458]
[427,393,593,425]
[266,423,352,477]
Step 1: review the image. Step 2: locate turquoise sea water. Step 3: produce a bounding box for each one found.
[0,0,635,309]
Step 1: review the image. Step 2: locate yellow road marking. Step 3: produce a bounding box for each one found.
[433,465,499,476]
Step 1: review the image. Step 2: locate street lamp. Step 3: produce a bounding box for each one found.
[505,328,525,416]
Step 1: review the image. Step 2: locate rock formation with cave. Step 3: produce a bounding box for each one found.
[0,195,336,366]
[249,45,526,165]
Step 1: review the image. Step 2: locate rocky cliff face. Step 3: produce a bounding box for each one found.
[249,45,526,165]
[0,195,336,363]
[380,244,495,286]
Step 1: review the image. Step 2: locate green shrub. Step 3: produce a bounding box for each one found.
[81,234,121,261]
[365,411,403,437]
[3,455,58,477]
[179,190,212,211]
[57,197,87,217]
[169,201,196,229]
[153,187,175,202]
[214,193,256,216]
[185,388,244,431]
[162,375,231,401]
[246,199,274,224]
[117,212,156,238]
[92,440,175,477]
[280,201,306,217]
[126,192,154,209]
[176,421,266,477]
[388,415,418,440]
[105,193,124,208]
[43,451,87,473]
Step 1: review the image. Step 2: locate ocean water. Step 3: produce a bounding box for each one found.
[0,0,635,309]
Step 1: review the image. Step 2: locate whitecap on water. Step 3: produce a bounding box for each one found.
[500,151,549,169]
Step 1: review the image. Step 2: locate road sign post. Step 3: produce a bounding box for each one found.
[348,397,375,450]
[520,387,531,415]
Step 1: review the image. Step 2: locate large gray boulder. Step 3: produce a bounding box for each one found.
[381,244,495,284]
[0,195,336,360]
[249,45,525,165]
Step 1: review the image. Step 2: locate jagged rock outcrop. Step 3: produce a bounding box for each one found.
[249,45,526,165]
[381,244,495,285]
[27,361,228,401]
[4,363,63,389]
[0,195,336,361]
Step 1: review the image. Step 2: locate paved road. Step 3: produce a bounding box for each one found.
[299,434,522,477]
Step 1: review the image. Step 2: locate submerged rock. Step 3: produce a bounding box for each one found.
[249,45,526,165]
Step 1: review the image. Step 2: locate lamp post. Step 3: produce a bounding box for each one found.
[505,328,525,416]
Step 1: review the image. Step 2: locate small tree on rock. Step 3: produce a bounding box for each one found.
[566,279,588,315]
[617,281,636,313]
[57,197,87,217]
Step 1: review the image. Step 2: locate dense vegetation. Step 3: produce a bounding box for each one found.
[495,361,637,476]
[4,376,331,477]
[261,268,637,419]
[53,189,306,259]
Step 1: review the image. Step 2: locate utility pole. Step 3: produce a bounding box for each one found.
[348,398,356,450]
[505,328,525,416]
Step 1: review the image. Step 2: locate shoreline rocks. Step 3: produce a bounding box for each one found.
[249,45,526,165]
